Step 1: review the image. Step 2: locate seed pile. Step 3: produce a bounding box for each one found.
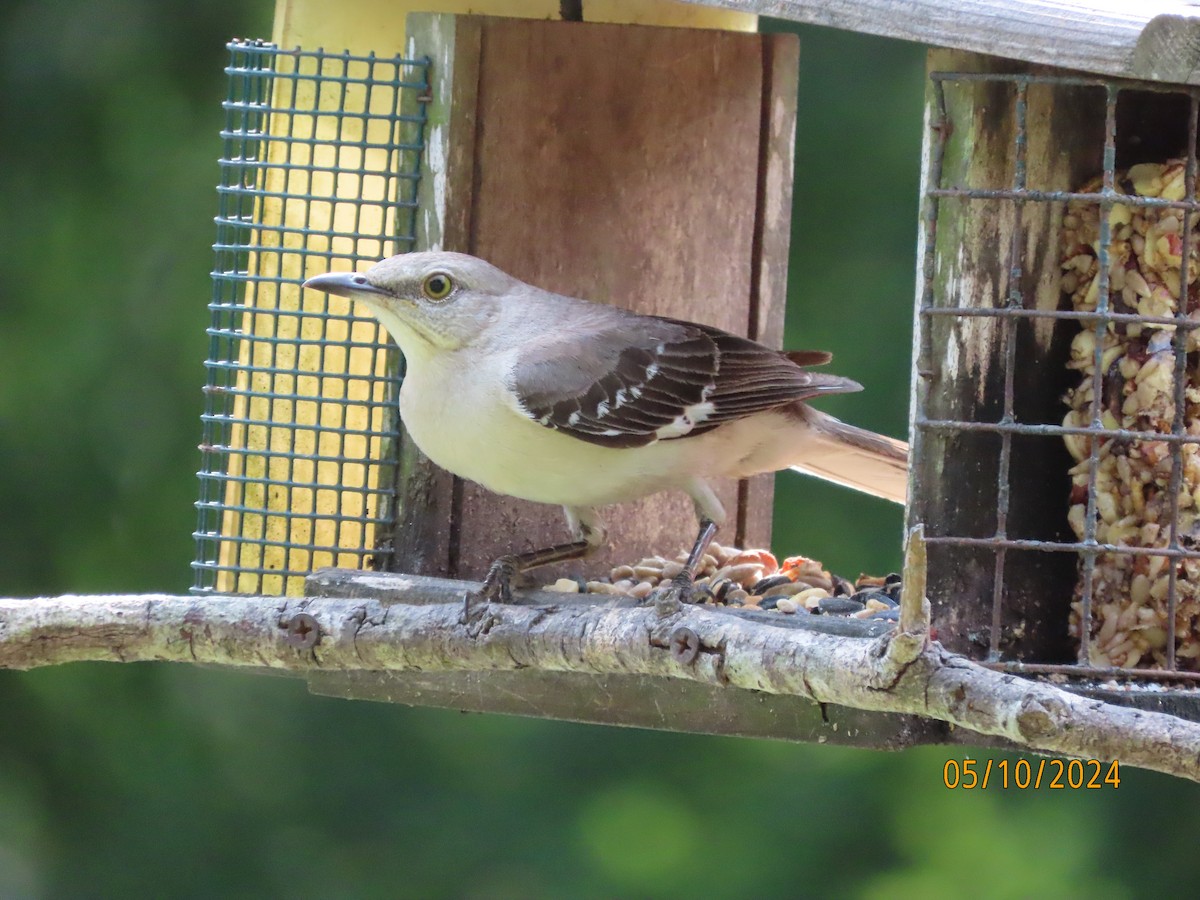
[1061,158,1200,669]
[543,542,900,621]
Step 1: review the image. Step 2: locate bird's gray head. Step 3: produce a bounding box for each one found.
[303,251,520,355]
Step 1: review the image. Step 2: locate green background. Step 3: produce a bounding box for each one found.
[1,1,1197,896]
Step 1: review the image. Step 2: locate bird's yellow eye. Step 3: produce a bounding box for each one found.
[422,272,454,301]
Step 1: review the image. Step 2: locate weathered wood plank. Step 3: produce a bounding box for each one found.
[688,0,1200,85]
[381,15,483,577]
[908,49,1124,663]
[303,567,896,637]
[308,669,947,747]
[742,32,801,548]
[303,563,904,751]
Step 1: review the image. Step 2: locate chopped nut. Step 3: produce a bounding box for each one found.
[1062,157,1200,670]
[1128,162,1165,197]
[711,563,766,588]
[561,544,896,623]
[586,581,629,596]
[797,587,833,609]
[762,581,810,598]
[660,560,684,580]
[728,548,779,571]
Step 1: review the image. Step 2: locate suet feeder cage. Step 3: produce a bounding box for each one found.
[192,0,1200,740]
[911,61,1200,710]
[194,40,428,596]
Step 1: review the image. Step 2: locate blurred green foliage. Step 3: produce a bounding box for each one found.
[767,16,913,578]
[2,2,1199,896]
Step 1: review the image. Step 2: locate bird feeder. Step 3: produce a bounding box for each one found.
[194,3,794,596]
[193,0,1200,741]
[899,10,1200,716]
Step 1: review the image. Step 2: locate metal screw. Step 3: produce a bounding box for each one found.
[284,612,320,649]
[669,626,700,665]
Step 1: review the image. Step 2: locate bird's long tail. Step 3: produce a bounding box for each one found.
[788,407,909,504]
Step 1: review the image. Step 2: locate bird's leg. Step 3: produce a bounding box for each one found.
[648,480,725,614]
[461,508,606,624]
[475,541,591,604]
[651,517,718,614]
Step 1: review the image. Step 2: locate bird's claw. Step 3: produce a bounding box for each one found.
[460,600,501,635]
[647,572,696,616]
[460,554,520,627]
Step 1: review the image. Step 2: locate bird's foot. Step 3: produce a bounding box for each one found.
[461,554,520,629]
[643,515,717,616]
[647,572,696,616]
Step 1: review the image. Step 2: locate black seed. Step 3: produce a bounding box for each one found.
[751,574,792,595]
[854,590,898,608]
[758,597,780,610]
[883,573,902,587]
[832,575,855,597]
[815,597,866,615]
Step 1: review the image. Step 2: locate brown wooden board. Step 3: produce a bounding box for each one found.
[393,14,798,581]
[742,33,799,546]
[309,669,948,747]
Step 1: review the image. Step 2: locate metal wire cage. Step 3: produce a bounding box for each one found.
[192,40,430,596]
[912,69,1200,683]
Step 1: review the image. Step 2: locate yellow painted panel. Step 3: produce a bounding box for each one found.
[273,0,754,53]
[215,47,419,594]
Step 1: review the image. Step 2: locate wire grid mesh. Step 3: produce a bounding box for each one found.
[193,40,429,596]
[914,70,1200,681]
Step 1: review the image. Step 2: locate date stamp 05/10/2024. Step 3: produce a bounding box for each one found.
[942,758,1121,790]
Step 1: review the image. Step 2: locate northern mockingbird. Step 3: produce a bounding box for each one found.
[305,252,907,611]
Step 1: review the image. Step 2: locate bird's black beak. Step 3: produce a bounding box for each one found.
[302,271,388,298]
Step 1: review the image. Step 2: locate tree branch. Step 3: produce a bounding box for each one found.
[3,542,1199,781]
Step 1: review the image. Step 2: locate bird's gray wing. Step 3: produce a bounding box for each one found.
[506,310,860,449]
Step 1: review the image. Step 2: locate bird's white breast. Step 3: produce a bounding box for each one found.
[396,349,659,507]
[396,348,808,510]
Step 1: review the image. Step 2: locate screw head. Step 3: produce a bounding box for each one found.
[284,612,320,649]
[669,626,701,665]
